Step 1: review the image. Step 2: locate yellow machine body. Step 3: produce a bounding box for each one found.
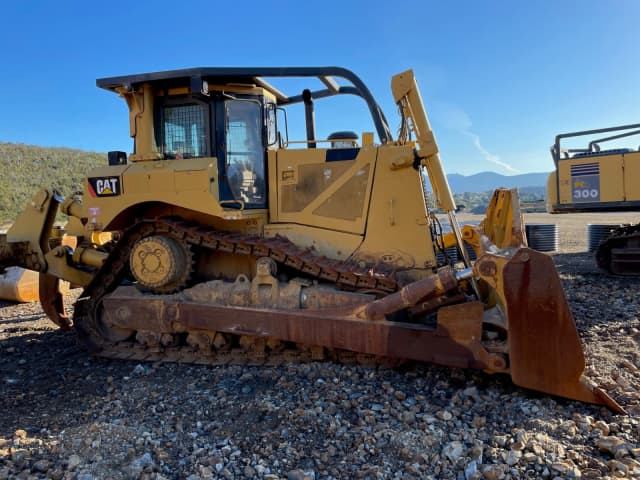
[0,67,623,413]
[547,124,640,213]
[546,123,640,277]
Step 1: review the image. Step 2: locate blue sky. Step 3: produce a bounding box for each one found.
[1,0,638,175]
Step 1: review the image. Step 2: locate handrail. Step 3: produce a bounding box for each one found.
[551,122,640,164]
[550,122,640,207]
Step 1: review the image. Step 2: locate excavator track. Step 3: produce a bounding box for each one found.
[73,218,403,365]
[596,223,640,276]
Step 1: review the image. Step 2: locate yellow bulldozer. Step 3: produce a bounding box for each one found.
[547,122,640,275]
[0,66,623,412]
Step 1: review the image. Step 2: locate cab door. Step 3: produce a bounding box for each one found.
[218,98,267,209]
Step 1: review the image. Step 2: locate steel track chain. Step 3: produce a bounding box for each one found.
[73,218,400,364]
[159,217,398,293]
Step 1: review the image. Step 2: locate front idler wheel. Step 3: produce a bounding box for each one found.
[129,234,193,293]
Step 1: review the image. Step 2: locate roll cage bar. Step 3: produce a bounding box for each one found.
[96,67,394,144]
[551,122,640,165]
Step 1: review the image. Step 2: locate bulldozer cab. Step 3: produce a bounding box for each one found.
[97,67,393,217]
[154,89,269,208]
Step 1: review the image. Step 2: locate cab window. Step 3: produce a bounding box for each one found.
[162,104,208,159]
[225,100,265,205]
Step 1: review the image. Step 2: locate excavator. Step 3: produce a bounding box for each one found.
[547,122,640,275]
[0,66,623,413]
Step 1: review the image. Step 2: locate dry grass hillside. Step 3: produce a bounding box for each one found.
[0,142,105,225]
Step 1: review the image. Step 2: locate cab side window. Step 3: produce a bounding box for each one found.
[162,104,208,159]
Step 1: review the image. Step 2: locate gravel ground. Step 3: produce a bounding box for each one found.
[1,214,639,480]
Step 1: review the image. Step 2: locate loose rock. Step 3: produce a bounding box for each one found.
[0,226,639,480]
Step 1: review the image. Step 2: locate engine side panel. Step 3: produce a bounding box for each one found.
[79,157,253,232]
[274,146,376,235]
[357,146,437,273]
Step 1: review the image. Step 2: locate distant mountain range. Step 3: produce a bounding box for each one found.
[446,171,549,194]
[0,142,104,224]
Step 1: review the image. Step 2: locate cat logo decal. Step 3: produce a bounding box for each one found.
[88,177,121,197]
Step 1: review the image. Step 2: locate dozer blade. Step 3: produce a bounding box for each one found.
[475,248,625,414]
[0,267,39,303]
[100,269,507,373]
[0,234,41,303]
[0,234,31,271]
